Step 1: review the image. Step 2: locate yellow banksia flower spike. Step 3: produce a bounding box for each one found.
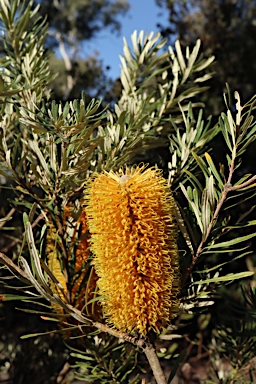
[85,165,180,335]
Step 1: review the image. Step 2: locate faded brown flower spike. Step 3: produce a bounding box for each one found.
[47,208,98,315]
[46,221,67,308]
[85,165,180,335]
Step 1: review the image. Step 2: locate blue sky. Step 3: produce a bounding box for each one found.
[86,0,169,80]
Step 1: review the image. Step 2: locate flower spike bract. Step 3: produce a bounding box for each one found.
[85,165,180,335]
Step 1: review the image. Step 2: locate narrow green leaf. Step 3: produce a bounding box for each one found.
[195,124,218,149]
[180,183,203,233]
[207,175,216,208]
[28,202,37,223]
[85,295,105,307]
[23,212,29,227]
[173,201,195,254]
[191,151,209,179]
[19,256,52,301]
[219,115,232,151]
[204,152,224,188]
[194,55,215,72]
[234,91,241,126]
[203,245,249,254]
[175,40,186,73]
[182,39,201,84]
[20,329,65,339]
[233,174,253,187]
[1,294,32,301]
[25,223,52,294]
[167,349,187,383]
[207,232,256,249]
[197,251,252,273]
[227,110,236,146]
[237,135,256,157]
[28,140,52,181]
[201,189,210,236]
[194,271,254,285]
[70,353,95,361]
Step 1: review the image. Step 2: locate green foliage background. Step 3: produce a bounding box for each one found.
[0,1,256,383]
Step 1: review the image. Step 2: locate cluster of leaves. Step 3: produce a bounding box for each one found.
[0,0,256,383]
[164,93,256,381]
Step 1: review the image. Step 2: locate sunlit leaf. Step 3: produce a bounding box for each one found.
[207,232,256,249]
[194,271,254,285]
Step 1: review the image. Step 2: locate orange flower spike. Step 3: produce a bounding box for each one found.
[46,222,67,304]
[70,210,98,312]
[85,165,180,335]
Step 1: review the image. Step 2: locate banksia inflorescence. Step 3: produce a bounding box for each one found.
[46,208,98,316]
[68,210,99,314]
[47,221,68,304]
[85,165,180,335]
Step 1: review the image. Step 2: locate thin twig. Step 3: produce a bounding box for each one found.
[92,322,145,347]
[0,237,22,254]
[0,252,30,281]
[0,250,167,384]
[0,207,16,230]
[182,166,256,286]
[230,175,256,191]
[0,212,46,253]
[182,183,230,285]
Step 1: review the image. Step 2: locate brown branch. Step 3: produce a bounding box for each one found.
[0,207,16,230]
[0,237,22,254]
[92,322,166,383]
[0,212,46,253]
[0,250,166,384]
[230,175,256,191]
[143,344,167,384]
[0,252,30,281]
[92,322,145,347]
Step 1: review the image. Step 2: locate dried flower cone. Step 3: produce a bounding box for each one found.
[46,222,67,311]
[69,211,99,315]
[46,209,99,318]
[85,166,180,335]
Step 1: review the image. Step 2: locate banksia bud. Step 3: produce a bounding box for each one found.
[85,165,180,335]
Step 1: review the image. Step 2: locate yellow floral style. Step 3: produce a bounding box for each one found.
[85,165,180,335]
